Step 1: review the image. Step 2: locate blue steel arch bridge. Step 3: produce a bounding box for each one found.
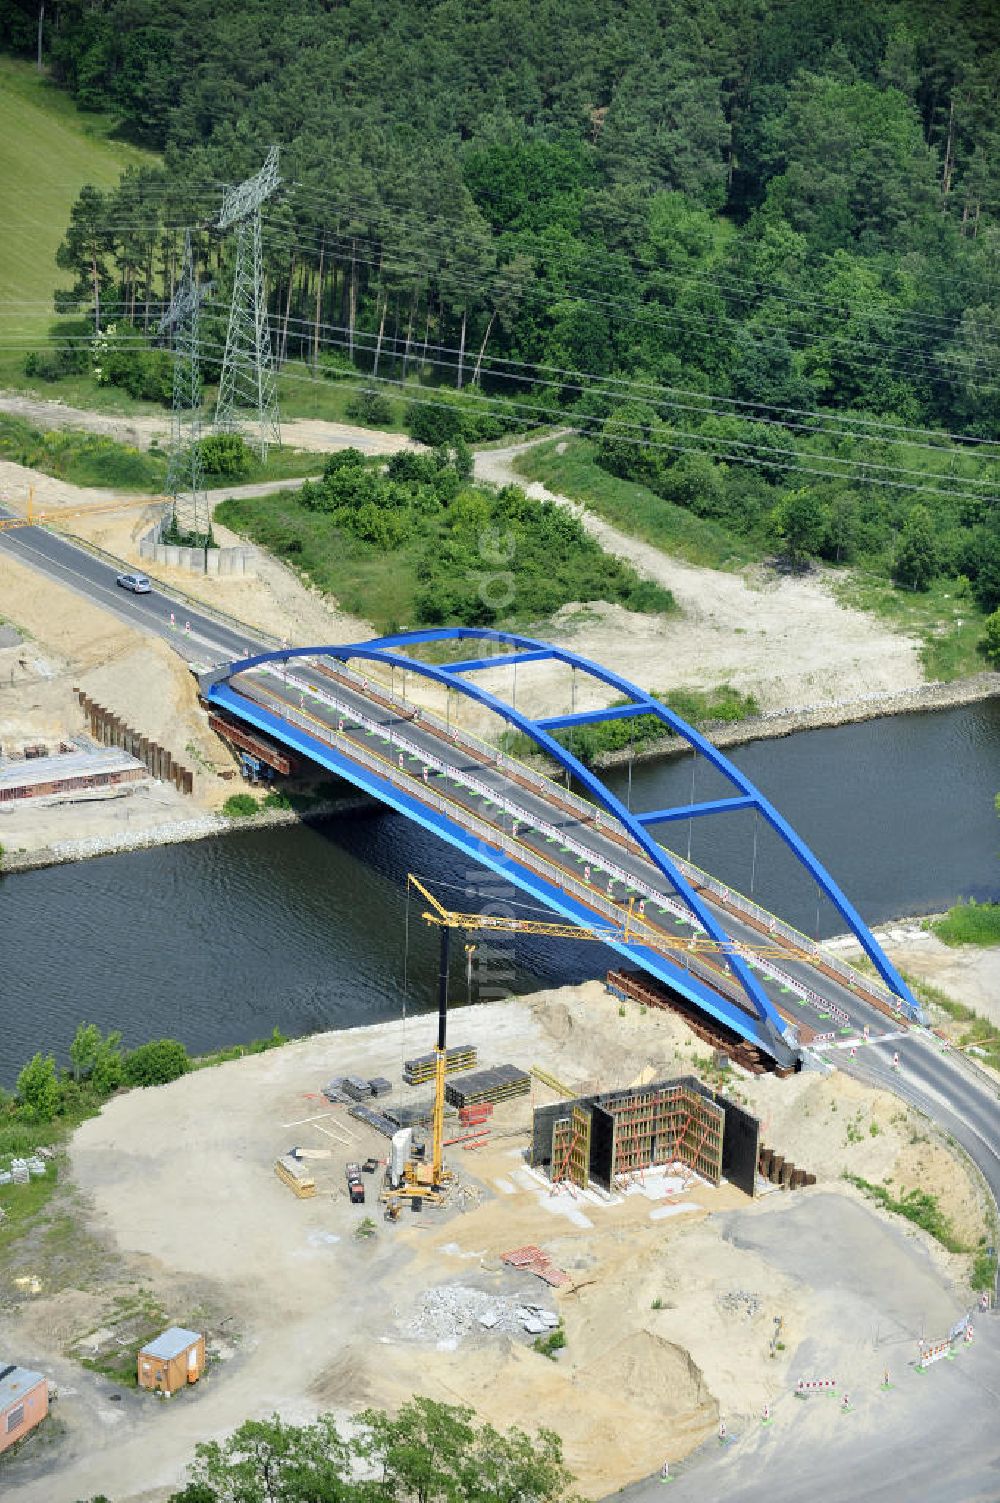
[199,628,922,1072]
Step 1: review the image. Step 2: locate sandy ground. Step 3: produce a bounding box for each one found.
[0,982,986,1503]
[475,439,925,714]
[830,920,1000,1030]
[0,392,415,459]
[0,549,234,851]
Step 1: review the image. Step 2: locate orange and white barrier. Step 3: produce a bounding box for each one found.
[796,1377,837,1395]
[917,1338,952,1369]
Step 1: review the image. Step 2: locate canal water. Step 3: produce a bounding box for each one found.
[1,700,997,1080]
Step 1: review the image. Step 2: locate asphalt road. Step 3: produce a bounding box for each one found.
[0,508,260,662]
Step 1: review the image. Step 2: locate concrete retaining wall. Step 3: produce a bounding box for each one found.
[138,521,255,577]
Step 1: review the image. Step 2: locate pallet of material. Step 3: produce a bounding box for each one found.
[347,1103,399,1138]
[444,1064,530,1109]
[383,1099,456,1129]
[403,1044,477,1085]
[275,1155,316,1198]
[501,1244,572,1287]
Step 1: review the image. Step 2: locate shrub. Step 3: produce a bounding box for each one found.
[345,388,394,426]
[92,1041,125,1096]
[123,1039,190,1088]
[222,793,258,817]
[318,351,358,380]
[405,399,465,447]
[323,448,368,478]
[983,607,1000,666]
[199,432,252,479]
[16,1052,61,1122]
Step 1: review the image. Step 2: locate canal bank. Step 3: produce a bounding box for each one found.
[592,670,1000,769]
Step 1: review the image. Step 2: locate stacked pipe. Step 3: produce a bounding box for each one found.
[74,689,195,795]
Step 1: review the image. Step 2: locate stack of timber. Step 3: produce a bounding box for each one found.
[274,1155,316,1198]
[445,1064,531,1109]
[403,1044,477,1085]
[606,970,776,1075]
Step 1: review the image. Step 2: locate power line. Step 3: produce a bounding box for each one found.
[9,324,994,506]
[11,303,1000,460]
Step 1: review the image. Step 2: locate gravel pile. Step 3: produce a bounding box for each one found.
[400,1285,558,1345]
[718,1288,760,1318]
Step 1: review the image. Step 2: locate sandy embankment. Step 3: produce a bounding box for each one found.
[0,982,987,1503]
[0,549,234,851]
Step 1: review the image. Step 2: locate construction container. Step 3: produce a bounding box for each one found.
[0,1365,48,1454]
[137,1328,205,1395]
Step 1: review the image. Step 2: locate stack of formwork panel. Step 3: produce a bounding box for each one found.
[403,1044,477,1085]
[444,1064,530,1108]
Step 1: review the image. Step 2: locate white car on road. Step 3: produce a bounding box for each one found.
[116,573,151,594]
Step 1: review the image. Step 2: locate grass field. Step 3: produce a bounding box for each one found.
[834,572,989,682]
[0,56,155,386]
[931,900,1000,947]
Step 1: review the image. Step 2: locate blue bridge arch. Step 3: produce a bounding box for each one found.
[201,627,920,1066]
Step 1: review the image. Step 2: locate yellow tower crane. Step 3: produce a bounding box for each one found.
[396,873,802,1205]
[0,487,165,533]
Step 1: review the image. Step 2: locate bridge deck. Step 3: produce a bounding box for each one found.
[207,657,909,1068]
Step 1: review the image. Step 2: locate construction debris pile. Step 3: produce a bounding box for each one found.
[717,1289,761,1320]
[400,1285,560,1346]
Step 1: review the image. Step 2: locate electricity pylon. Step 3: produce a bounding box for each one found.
[215,146,281,459]
[159,230,211,542]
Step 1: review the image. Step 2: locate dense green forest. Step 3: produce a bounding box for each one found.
[4,0,1000,624]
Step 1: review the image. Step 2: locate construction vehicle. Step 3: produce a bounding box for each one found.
[345,1162,365,1204]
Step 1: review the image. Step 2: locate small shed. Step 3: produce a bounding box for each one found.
[0,1364,48,1454]
[137,1328,205,1395]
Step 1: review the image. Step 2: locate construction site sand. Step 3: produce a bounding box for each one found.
[0,549,232,848]
[1,981,986,1503]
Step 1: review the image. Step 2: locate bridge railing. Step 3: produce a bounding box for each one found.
[239,669,760,1019]
[303,657,904,1018]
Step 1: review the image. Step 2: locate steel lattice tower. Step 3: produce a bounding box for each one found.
[160,230,210,542]
[215,146,281,459]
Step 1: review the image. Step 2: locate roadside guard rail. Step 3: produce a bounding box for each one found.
[241,664,764,1019]
[304,656,904,1020]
